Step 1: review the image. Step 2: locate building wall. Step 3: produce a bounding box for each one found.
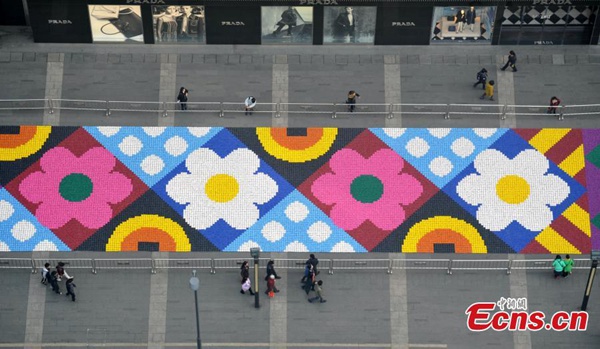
[1,126,599,254]
[25,0,600,45]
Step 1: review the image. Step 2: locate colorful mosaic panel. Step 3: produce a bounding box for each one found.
[0,126,596,254]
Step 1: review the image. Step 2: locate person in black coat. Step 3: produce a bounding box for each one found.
[65,277,77,302]
[240,261,250,281]
[177,87,188,110]
[266,260,281,279]
[307,254,319,276]
[346,91,360,112]
[333,7,356,43]
[501,50,517,72]
[466,6,476,32]
[47,271,61,294]
[473,68,488,90]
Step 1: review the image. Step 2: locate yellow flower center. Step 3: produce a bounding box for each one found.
[205,174,239,203]
[496,175,530,204]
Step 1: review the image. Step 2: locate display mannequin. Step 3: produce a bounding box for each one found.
[466,7,476,32]
[455,9,466,33]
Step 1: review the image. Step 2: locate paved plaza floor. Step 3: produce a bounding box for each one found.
[1,26,600,349]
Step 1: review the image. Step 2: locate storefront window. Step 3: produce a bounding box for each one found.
[261,7,313,44]
[500,5,597,45]
[323,7,376,44]
[430,6,496,43]
[88,5,143,43]
[152,6,205,44]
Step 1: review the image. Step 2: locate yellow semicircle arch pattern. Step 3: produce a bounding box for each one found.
[402,216,488,253]
[106,214,191,252]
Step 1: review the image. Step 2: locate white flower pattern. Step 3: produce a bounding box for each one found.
[456,149,569,232]
[166,148,278,230]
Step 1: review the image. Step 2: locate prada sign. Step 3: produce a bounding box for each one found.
[48,19,73,24]
[392,22,416,26]
[221,21,245,26]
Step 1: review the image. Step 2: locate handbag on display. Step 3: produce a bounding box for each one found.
[448,25,456,32]
[109,8,144,38]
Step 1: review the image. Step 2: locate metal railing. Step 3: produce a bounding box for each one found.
[4,98,599,120]
[0,99,49,111]
[1,257,592,275]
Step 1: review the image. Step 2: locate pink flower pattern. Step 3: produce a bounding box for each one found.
[311,148,423,231]
[19,147,133,229]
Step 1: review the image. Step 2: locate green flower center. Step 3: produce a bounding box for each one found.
[350,175,384,203]
[59,173,93,202]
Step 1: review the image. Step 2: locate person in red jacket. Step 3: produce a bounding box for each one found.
[547,96,561,114]
[265,274,279,296]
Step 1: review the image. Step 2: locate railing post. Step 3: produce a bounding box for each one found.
[48,99,54,114]
[162,102,168,118]
[219,102,224,118]
[447,259,453,275]
[558,105,564,120]
[275,103,280,118]
[387,103,394,119]
[387,259,393,274]
[501,104,508,120]
[105,101,110,117]
[151,258,157,274]
[329,259,334,275]
[211,258,216,274]
[507,259,512,275]
[445,104,451,119]
[92,259,97,274]
[31,258,37,274]
[332,103,337,119]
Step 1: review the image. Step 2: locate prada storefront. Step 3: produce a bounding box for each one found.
[25,0,600,45]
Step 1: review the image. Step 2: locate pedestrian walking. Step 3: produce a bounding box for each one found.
[303,264,315,295]
[65,277,77,302]
[55,262,70,282]
[308,280,327,303]
[473,68,488,90]
[547,96,561,114]
[552,255,566,279]
[41,263,50,285]
[47,271,61,294]
[265,274,279,296]
[240,277,255,295]
[346,90,360,112]
[563,254,574,278]
[500,50,517,72]
[266,260,281,280]
[240,261,250,282]
[301,254,319,282]
[177,87,189,111]
[244,96,256,115]
[480,80,495,101]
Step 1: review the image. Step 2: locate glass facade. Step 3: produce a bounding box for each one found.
[431,6,497,43]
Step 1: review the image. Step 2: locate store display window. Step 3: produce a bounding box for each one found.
[500,5,597,45]
[431,6,496,43]
[152,6,206,44]
[261,7,313,44]
[88,5,144,43]
[323,6,376,44]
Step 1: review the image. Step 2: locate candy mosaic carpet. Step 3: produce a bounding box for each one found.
[1,126,599,254]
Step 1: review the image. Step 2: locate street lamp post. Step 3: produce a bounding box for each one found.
[581,251,600,311]
[250,247,260,308]
[189,270,202,349]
